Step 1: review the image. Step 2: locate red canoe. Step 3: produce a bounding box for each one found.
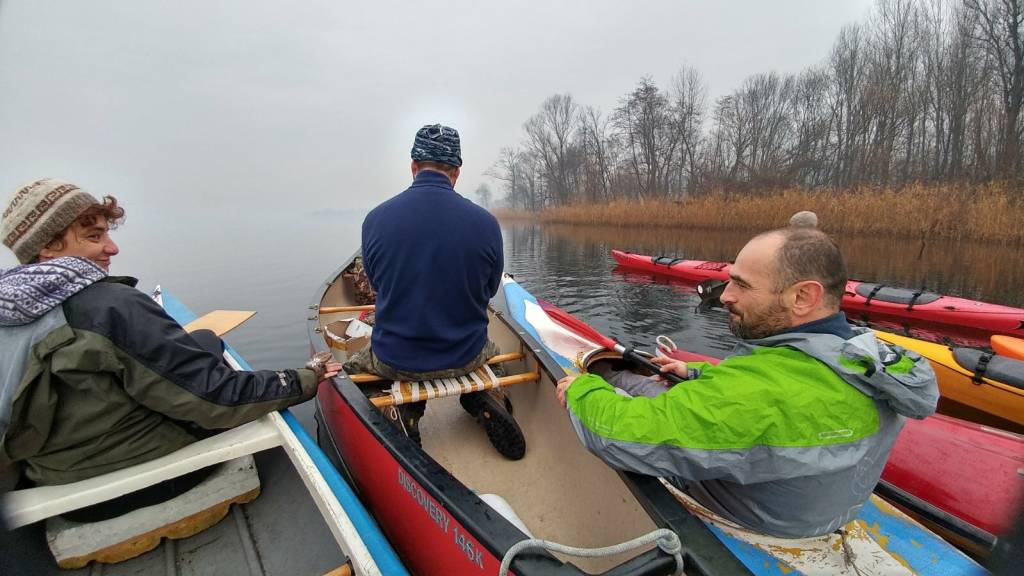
[612,249,1024,344]
[661,345,1024,546]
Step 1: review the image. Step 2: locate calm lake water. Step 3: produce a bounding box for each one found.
[4,212,1021,370]
[502,221,1024,359]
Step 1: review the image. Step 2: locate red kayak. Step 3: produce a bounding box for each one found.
[612,249,1024,344]
[660,344,1024,548]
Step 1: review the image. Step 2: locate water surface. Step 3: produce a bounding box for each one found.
[6,213,1017,370]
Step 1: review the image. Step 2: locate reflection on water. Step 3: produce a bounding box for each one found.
[85,212,1017,371]
[502,222,1024,358]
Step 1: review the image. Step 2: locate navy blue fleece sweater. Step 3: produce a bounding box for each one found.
[362,170,503,372]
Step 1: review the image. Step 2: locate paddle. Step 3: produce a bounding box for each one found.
[536,300,684,384]
[319,304,375,314]
[184,310,256,337]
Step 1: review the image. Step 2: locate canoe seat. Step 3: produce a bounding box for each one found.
[370,364,540,408]
[2,416,282,530]
[952,348,1024,390]
[346,352,541,408]
[45,455,260,569]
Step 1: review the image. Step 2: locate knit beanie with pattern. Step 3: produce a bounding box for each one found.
[2,179,100,264]
[410,124,462,167]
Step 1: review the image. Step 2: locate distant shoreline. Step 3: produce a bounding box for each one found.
[490,183,1024,245]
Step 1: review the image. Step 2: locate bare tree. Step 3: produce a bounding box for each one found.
[966,0,1024,180]
[474,182,493,208]
[486,147,523,209]
[578,106,614,202]
[669,66,708,195]
[614,77,680,199]
[524,94,581,205]
[489,0,1022,204]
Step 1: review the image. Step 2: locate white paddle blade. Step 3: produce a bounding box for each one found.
[523,300,603,360]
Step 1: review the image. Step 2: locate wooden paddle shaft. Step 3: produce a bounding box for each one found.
[319,304,375,314]
[370,371,541,408]
[348,352,525,383]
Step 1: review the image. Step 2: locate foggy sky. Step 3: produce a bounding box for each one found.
[0,0,873,269]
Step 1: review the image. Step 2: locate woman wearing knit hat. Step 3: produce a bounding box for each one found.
[1,178,123,270]
[0,178,341,523]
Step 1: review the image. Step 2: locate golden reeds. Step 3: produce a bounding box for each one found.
[493,183,1024,244]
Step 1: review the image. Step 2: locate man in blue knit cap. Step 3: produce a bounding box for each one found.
[345,124,525,460]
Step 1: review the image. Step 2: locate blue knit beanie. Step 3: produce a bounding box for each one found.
[410,124,462,167]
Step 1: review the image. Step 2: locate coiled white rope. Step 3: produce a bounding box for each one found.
[498,528,684,576]
[655,335,678,357]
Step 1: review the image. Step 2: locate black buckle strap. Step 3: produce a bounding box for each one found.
[972,352,993,384]
[864,284,885,306]
[651,256,685,267]
[906,288,925,311]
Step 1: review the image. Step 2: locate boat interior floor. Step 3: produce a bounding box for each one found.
[5,402,346,576]
[413,356,660,573]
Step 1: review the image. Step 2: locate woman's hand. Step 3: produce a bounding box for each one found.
[321,362,343,381]
[650,355,688,382]
[307,351,343,382]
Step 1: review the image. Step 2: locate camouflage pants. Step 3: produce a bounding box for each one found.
[342,340,503,382]
[343,340,505,423]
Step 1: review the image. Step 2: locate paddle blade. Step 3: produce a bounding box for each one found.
[184,310,256,337]
[536,299,618,351]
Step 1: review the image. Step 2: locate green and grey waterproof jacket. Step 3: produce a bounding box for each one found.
[566,324,939,538]
[0,260,318,485]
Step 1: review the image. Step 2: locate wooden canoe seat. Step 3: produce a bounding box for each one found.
[346,352,541,408]
[372,365,541,408]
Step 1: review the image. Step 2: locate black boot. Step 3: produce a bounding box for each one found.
[396,401,426,447]
[459,390,526,460]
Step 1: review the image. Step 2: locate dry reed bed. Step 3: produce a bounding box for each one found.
[494,184,1024,244]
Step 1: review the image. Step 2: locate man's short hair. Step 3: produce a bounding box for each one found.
[763,227,847,308]
[414,160,459,177]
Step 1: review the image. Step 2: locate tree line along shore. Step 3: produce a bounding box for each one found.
[479,0,1024,239]
[491,183,1024,245]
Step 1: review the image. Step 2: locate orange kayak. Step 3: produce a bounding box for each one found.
[992,335,1024,361]
[875,331,1024,433]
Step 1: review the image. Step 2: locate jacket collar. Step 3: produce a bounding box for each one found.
[779,312,853,339]
[104,276,139,288]
[408,169,456,190]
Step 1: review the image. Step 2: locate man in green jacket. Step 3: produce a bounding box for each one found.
[1,178,340,520]
[557,227,939,538]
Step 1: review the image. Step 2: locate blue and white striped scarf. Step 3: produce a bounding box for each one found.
[0,257,106,326]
